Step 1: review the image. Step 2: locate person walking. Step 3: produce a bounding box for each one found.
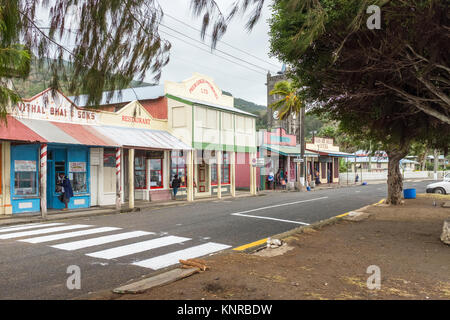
[171,174,181,200]
[58,173,73,211]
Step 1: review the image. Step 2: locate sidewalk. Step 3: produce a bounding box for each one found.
[85,193,450,300]
[0,191,256,227]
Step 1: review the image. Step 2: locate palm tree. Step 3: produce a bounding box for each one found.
[269,80,306,189]
[268,80,303,121]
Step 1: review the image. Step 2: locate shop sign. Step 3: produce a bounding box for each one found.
[15,160,37,172]
[69,162,86,172]
[148,151,164,159]
[293,158,304,163]
[252,158,265,167]
[12,90,99,125]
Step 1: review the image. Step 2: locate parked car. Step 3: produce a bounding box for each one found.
[426,173,450,194]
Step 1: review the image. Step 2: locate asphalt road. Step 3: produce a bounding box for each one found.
[0,180,432,299]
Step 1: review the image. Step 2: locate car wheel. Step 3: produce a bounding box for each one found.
[434,187,446,194]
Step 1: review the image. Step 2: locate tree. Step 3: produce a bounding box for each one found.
[0,0,170,119]
[268,80,303,120]
[190,0,450,204]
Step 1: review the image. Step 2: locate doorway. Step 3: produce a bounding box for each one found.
[90,165,99,206]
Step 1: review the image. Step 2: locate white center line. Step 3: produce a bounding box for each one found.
[231,213,310,225]
[229,196,328,216]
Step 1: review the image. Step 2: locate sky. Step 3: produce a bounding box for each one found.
[34,0,282,106]
[156,0,282,106]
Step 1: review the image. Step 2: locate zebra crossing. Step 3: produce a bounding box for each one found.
[0,222,231,270]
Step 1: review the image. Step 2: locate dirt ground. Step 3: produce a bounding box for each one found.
[86,194,450,300]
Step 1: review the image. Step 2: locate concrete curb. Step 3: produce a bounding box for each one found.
[235,198,385,254]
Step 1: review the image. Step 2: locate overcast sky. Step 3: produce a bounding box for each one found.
[156,0,282,106]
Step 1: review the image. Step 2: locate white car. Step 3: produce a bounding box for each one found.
[426,173,450,194]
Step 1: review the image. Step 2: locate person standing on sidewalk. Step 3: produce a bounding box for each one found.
[171,174,181,200]
[58,173,73,211]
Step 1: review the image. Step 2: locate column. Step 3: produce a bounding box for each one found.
[40,143,47,218]
[287,155,291,189]
[115,148,121,210]
[128,148,134,209]
[187,149,194,202]
[231,151,236,197]
[217,150,222,199]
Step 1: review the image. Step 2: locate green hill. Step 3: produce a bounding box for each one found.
[12,57,152,98]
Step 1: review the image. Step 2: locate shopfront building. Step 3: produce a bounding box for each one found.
[305,137,352,185]
[257,128,318,190]
[1,88,191,215]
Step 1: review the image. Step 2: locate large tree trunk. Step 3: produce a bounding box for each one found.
[386,148,409,205]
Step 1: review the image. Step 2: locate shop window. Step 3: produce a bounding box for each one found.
[103,148,116,167]
[134,153,146,189]
[69,162,87,193]
[13,154,38,196]
[14,171,37,196]
[150,159,163,189]
[170,150,186,187]
[211,152,230,185]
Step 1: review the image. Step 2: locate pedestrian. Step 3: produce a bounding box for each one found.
[171,174,181,200]
[355,173,359,183]
[58,172,73,211]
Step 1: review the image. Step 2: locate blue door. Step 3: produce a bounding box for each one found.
[47,147,67,209]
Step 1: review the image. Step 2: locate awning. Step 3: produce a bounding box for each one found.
[306,149,353,157]
[260,144,319,157]
[7,118,191,150]
[93,125,192,150]
[0,116,46,143]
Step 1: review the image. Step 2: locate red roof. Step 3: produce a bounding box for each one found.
[0,116,47,143]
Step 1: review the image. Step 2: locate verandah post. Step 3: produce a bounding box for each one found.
[40,143,47,218]
[115,147,121,211]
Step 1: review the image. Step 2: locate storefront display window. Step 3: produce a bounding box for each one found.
[135,154,146,189]
[150,159,163,189]
[211,152,230,185]
[170,150,186,187]
[69,161,87,193]
[103,148,116,167]
[14,160,37,196]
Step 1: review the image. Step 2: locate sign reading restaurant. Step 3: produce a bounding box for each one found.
[11,89,99,124]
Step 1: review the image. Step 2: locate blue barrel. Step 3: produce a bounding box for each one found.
[306,186,311,191]
[403,188,416,199]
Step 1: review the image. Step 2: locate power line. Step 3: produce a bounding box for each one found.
[159,22,277,74]
[164,13,280,70]
[159,29,267,75]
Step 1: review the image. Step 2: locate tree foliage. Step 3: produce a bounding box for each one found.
[191,0,450,204]
[0,0,170,118]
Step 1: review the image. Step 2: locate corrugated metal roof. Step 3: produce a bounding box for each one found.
[0,116,47,143]
[93,125,191,150]
[70,86,165,108]
[169,95,257,118]
[13,118,191,150]
[260,144,319,157]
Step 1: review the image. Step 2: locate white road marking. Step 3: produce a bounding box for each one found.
[229,197,328,216]
[51,231,153,251]
[231,213,310,225]
[132,242,231,270]
[0,223,65,234]
[19,227,121,244]
[355,191,361,193]
[0,224,92,239]
[86,236,190,260]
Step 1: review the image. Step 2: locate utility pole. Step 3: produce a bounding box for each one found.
[299,106,306,190]
[434,149,439,180]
